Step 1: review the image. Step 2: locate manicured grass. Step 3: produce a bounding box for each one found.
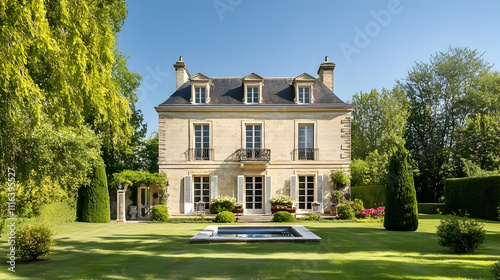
[1,215,500,279]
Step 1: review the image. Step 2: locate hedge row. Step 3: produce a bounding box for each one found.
[351,185,386,208]
[417,203,444,214]
[444,176,500,220]
[37,202,76,226]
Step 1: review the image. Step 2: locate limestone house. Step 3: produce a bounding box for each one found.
[155,56,353,214]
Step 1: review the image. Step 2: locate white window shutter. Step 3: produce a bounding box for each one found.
[290,175,298,204]
[316,174,324,213]
[237,175,245,204]
[184,175,193,214]
[265,175,272,214]
[210,175,218,200]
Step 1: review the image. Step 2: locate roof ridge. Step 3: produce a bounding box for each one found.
[210,77,296,79]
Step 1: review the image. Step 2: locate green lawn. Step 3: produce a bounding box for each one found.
[1,215,499,279]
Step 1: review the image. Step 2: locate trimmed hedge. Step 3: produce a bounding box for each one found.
[37,202,76,226]
[80,160,111,223]
[351,185,386,208]
[418,203,444,214]
[444,176,500,220]
[214,211,236,223]
[272,211,296,222]
[150,205,170,222]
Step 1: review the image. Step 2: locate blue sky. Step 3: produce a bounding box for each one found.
[117,0,500,136]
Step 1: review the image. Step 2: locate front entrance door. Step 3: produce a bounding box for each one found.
[245,176,264,214]
[298,176,315,210]
[138,187,148,218]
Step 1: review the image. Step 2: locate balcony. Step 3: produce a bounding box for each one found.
[188,148,213,161]
[294,148,319,161]
[236,149,271,162]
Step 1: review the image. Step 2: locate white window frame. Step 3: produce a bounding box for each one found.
[298,87,311,104]
[243,83,263,104]
[246,87,259,104]
[194,87,206,104]
[193,176,210,211]
[298,175,315,210]
[245,176,264,212]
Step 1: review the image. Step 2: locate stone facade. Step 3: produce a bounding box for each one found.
[156,57,352,214]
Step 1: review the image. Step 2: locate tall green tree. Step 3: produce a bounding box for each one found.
[351,87,409,160]
[455,113,500,173]
[384,145,419,231]
[0,0,136,216]
[399,47,492,201]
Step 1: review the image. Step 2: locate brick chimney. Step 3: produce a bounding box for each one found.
[173,56,190,90]
[317,56,336,93]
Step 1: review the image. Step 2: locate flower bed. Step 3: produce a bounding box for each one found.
[360,207,385,219]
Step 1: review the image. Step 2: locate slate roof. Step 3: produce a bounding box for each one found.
[158,77,350,106]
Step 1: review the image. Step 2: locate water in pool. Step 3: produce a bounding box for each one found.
[211,227,298,238]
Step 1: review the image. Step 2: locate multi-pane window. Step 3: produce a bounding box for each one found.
[298,176,314,210]
[193,176,210,209]
[245,125,261,159]
[246,125,261,149]
[298,125,314,160]
[194,87,206,104]
[194,125,210,160]
[298,87,310,103]
[246,87,259,104]
[245,177,263,210]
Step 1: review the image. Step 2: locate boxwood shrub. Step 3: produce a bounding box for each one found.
[214,211,236,223]
[436,217,486,253]
[16,224,56,261]
[338,204,355,220]
[444,176,500,220]
[351,185,386,208]
[272,211,296,222]
[150,205,170,222]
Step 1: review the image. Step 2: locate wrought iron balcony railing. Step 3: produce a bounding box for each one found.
[295,148,319,161]
[189,148,213,161]
[236,149,271,162]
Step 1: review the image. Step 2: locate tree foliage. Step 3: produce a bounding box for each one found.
[0,1,144,217]
[351,87,409,160]
[399,47,494,201]
[384,146,419,231]
[351,150,388,186]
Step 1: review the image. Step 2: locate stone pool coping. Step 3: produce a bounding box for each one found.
[190,225,321,243]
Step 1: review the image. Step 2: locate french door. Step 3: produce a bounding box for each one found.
[245,176,264,213]
[245,125,261,159]
[298,176,315,210]
[193,176,210,210]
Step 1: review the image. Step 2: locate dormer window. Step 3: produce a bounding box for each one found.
[247,87,259,104]
[298,87,310,104]
[243,73,264,104]
[194,87,206,104]
[189,73,211,104]
[293,73,316,104]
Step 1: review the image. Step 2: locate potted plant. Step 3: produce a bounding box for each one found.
[232,203,244,215]
[270,195,296,214]
[329,190,344,216]
[331,169,351,189]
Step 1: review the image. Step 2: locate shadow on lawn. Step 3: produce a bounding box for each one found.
[17,246,494,280]
[11,224,497,280]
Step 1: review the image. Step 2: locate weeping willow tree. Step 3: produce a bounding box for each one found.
[0,0,137,217]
